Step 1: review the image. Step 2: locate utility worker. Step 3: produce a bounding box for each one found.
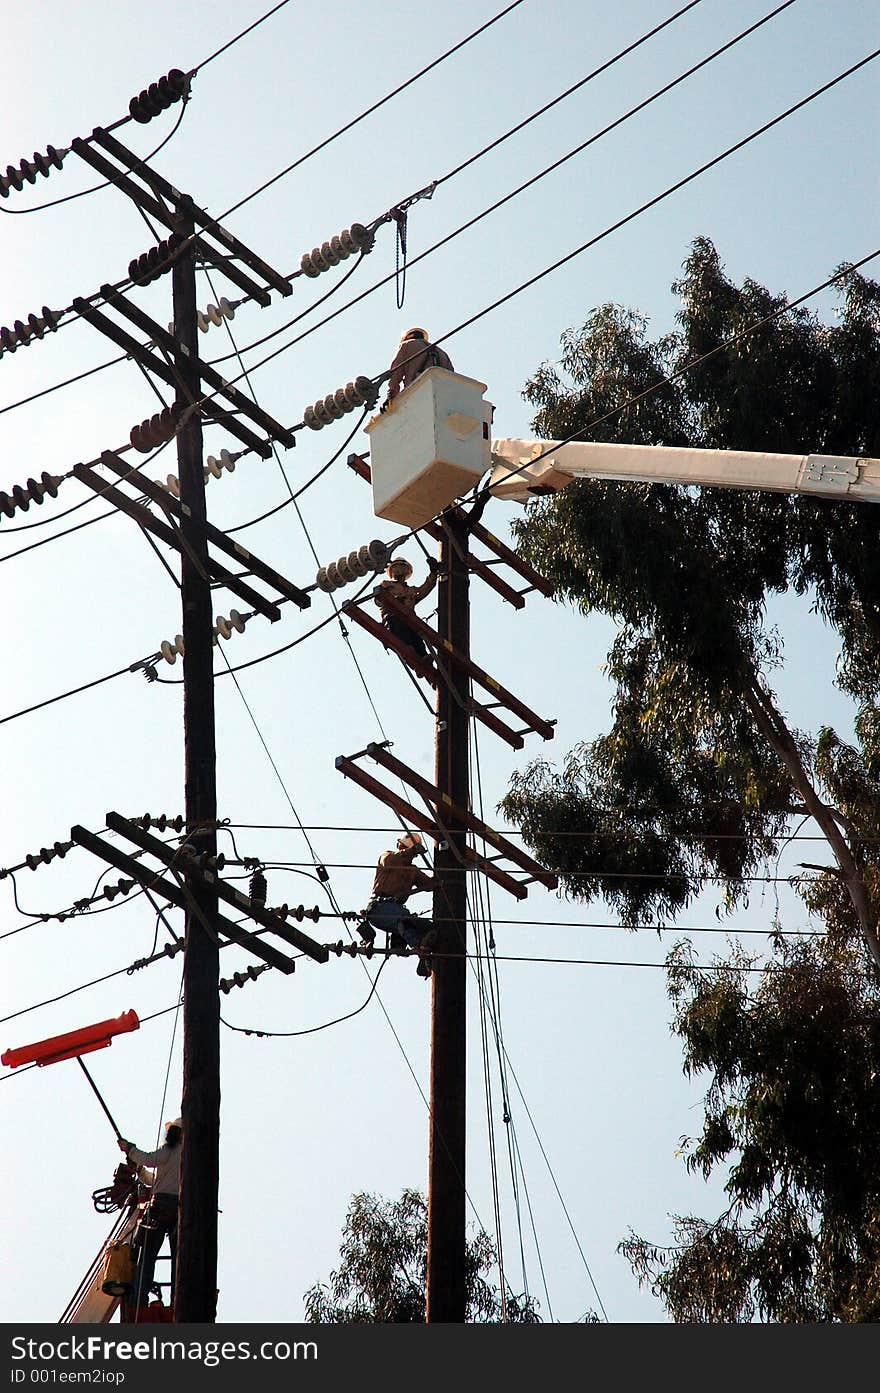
[117,1117,181,1310]
[373,555,440,666]
[383,327,454,409]
[359,832,438,978]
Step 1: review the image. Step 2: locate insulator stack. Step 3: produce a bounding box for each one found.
[0,472,62,519]
[128,233,183,286]
[0,307,61,355]
[103,878,135,902]
[162,449,236,499]
[24,841,73,871]
[220,964,269,994]
[160,633,185,665]
[197,298,235,333]
[249,867,268,907]
[315,539,389,592]
[134,813,184,833]
[303,376,379,430]
[213,609,247,645]
[0,145,65,198]
[129,69,189,124]
[300,223,374,278]
[274,903,321,923]
[130,403,182,453]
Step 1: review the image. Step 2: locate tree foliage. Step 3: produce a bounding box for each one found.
[502,237,880,1318]
[303,1190,541,1323]
[502,236,880,963]
[620,937,880,1322]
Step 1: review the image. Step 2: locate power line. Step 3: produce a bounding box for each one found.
[216,0,529,226]
[194,0,296,74]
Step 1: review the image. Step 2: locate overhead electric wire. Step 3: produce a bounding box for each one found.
[220,41,880,413]
[1,0,296,219]
[194,0,296,74]
[204,0,710,368]
[480,244,880,492]
[201,0,782,374]
[0,8,834,565]
[0,353,128,420]
[215,0,529,226]
[1,96,192,218]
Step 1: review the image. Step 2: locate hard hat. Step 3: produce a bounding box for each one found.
[165,1117,182,1131]
[399,832,423,851]
[387,557,413,578]
[400,326,428,342]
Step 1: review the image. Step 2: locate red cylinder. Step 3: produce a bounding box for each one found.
[1,1009,139,1069]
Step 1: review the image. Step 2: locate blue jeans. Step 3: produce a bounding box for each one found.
[365,898,429,948]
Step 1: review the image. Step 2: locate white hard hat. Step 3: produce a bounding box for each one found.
[400,326,428,342]
[165,1117,182,1130]
[399,832,423,851]
[387,557,413,578]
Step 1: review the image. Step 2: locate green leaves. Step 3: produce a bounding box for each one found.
[303,1190,542,1324]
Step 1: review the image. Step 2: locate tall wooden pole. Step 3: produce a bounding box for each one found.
[172,198,220,1323]
[426,508,470,1322]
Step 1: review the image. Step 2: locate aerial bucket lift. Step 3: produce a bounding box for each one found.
[487,437,880,504]
[365,367,494,527]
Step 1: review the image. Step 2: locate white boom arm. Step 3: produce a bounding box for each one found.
[488,438,880,505]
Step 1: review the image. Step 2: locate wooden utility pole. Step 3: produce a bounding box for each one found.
[172,199,221,1324]
[426,508,471,1322]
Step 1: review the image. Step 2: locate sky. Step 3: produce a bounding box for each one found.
[1,0,878,1328]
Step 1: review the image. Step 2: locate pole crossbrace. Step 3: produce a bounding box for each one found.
[380,595,555,741]
[344,453,554,602]
[72,461,283,622]
[73,128,292,301]
[99,452,310,610]
[71,296,273,459]
[335,752,533,900]
[69,824,298,974]
[104,813,329,962]
[341,599,525,749]
[98,287,297,449]
[360,743,556,889]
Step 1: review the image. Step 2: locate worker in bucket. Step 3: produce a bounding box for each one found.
[359,831,438,978]
[118,1116,182,1309]
[383,327,454,409]
[373,554,440,667]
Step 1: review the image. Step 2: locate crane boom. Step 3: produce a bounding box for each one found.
[488,438,880,505]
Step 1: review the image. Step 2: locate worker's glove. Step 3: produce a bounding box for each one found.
[427,557,441,573]
[380,398,393,414]
[117,1138,130,1153]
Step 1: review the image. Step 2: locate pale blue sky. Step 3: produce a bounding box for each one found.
[1,0,877,1326]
